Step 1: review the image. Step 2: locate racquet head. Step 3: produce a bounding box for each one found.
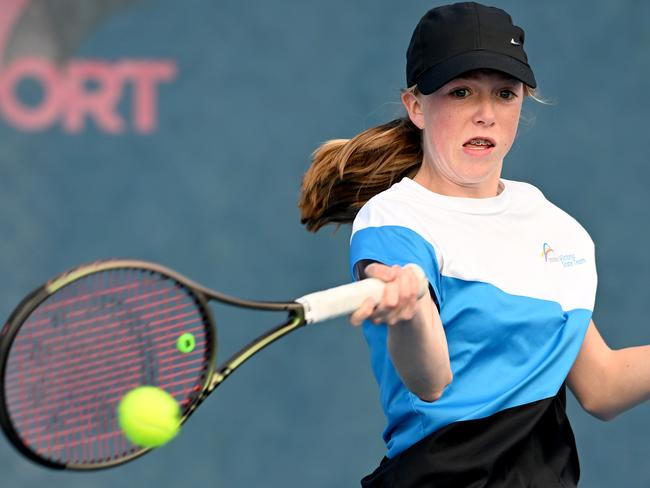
[0,260,217,470]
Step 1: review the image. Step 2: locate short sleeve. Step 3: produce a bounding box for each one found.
[349,225,442,306]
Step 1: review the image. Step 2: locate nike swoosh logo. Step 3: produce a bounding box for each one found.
[510,38,520,46]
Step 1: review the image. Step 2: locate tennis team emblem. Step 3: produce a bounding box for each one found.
[541,242,586,268]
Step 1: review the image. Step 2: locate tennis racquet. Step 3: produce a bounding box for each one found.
[0,259,426,470]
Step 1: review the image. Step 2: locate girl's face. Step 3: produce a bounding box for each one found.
[402,70,524,198]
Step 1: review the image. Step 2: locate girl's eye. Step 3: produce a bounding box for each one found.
[498,89,517,100]
[450,88,470,98]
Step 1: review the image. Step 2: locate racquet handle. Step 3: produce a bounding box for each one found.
[296,263,428,324]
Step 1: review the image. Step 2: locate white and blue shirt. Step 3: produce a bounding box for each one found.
[350,177,597,459]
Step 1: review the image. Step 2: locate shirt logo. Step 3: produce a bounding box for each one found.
[541,242,586,268]
[542,243,554,262]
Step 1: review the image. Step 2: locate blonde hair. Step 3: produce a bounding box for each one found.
[298,74,543,232]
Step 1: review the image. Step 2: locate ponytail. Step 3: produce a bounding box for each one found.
[299,117,422,232]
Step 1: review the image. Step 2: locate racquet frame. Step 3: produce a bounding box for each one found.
[0,259,309,470]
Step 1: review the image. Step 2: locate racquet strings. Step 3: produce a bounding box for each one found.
[2,268,213,466]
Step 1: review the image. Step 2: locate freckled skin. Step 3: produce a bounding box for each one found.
[401,72,524,198]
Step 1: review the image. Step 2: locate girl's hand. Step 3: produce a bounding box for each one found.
[350,263,423,326]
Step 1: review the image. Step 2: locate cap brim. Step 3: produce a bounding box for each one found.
[415,51,537,95]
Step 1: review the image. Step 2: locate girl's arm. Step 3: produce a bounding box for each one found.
[350,263,452,402]
[568,320,650,420]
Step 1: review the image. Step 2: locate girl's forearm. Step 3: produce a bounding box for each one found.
[387,296,452,402]
[596,345,650,420]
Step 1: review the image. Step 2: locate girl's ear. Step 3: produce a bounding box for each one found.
[401,90,425,130]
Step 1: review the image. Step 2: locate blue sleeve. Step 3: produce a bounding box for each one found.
[349,225,442,306]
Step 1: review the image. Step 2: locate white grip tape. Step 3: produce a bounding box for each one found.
[295,263,428,324]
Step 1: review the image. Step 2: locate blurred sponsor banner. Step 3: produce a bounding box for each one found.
[0,0,176,134]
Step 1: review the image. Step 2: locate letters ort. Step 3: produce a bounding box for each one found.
[0,58,177,133]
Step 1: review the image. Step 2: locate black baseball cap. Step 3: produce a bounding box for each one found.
[406,2,536,94]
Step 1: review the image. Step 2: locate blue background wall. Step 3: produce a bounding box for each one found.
[0,1,648,486]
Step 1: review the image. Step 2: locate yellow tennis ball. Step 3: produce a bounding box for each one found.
[117,386,181,448]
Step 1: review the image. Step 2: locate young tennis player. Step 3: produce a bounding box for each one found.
[299,2,650,487]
